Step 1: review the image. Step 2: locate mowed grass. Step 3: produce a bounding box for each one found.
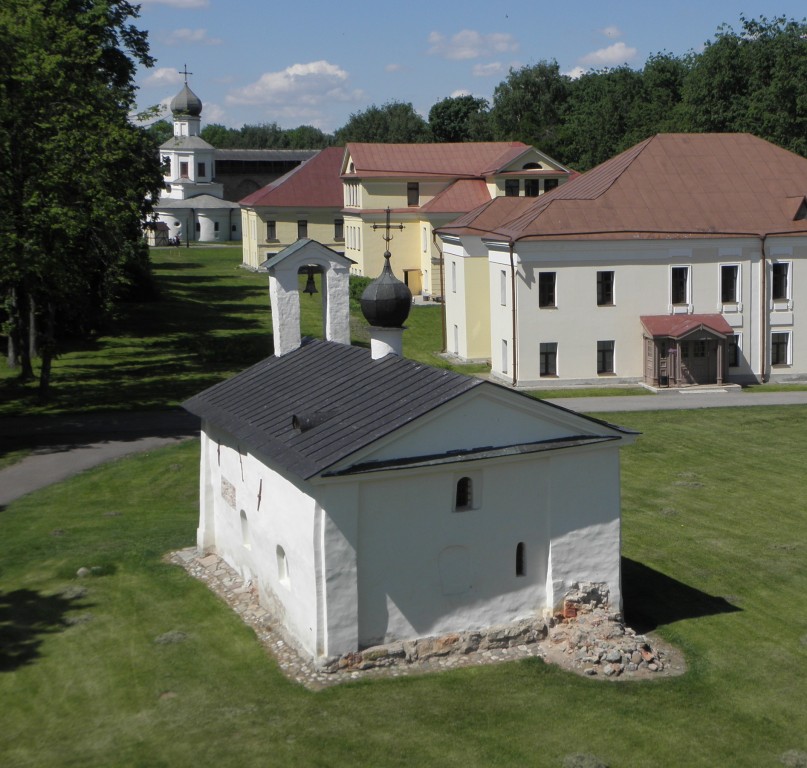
[0,246,463,416]
[2,407,807,767]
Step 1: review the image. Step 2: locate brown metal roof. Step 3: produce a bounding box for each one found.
[239,147,345,208]
[640,314,734,339]
[440,134,807,242]
[419,180,492,214]
[344,142,532,179]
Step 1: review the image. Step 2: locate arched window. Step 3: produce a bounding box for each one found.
[276,545,289,585]
[455,477,473,511]
[240,510,250,549]
[516,542,526,576]
[522,162,543,169]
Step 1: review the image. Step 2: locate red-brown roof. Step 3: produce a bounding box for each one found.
[440,134,807,242]
[343,142,534,179]
[239,147,344,208]
[640,314,735,339]
[419,180,492,214]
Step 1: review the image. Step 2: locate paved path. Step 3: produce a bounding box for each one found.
[2,392,807,506]
[0,410,199,507]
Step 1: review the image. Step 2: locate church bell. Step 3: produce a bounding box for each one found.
[302,266,318,296]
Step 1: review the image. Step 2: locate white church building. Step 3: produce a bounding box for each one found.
[151,80,242,243]
[183,239,636,660]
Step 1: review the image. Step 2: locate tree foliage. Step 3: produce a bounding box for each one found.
[490,61,570,158]
[680,15,807,156]
[334,101,431,144]
[428,95,492,142]
[0,0,163,395]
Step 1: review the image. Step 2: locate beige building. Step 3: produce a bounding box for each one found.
[438,133,807,386]
[240,147,346,269]
[341,142,571,297]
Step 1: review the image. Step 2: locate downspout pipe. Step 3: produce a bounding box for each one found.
[760,234,768,383]
[509,241,517,387]
[432,231,447,353]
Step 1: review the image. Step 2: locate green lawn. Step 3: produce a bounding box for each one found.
[2,406,806,767]
[0,246,467,417]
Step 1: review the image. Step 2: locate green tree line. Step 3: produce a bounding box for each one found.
[149,15,807,171]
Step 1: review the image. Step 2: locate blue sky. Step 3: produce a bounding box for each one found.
[135,0,807,132]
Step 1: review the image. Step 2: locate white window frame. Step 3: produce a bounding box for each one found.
[771,330,792,367]
[670,265,691,310]
[451,261,457,293]
[500,270,507,306]
[771,261,792,306]
[719,263,741,306]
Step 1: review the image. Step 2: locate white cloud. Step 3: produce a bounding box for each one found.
[450,89,472,98]
[385,63,403,73]
[143,67,185,87]
[227,61,362,110]
[165,28,222,46]
[473,61,505,78]
[601,25,622,39]
[579,41,638,68]
[563,66,587,80]
[428,29,518,61]
[139,0,209,7]
[201,102,226,123]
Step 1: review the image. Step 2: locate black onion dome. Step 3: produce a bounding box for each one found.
[170,84,203,117]
[360,255,412,328]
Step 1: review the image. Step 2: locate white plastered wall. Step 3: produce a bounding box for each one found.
[198,422,320,656]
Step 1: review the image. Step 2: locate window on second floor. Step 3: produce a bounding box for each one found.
[597,271,614,306]
[407,182,419,206]
[671,266,690,305]
[297,220,308,240]
[524,179,540,197]
[772,262,790,301]
[197,161,206,178]
[504,179,519,197]
[179,161,189,179]
[721,264,739,303]
[334,218,344,241]
[538,272,556,308]
[266,221,276,241]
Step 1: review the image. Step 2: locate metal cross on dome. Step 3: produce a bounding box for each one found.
[179,64,193,84]
[372,207,404,259]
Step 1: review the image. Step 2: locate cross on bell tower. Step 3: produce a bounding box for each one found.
[372,207,404,259]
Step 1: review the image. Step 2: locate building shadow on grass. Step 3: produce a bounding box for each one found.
[622,557,741,634]
[0,587,94,671]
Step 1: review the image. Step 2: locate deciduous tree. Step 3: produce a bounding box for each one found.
[0,0,163,396]
[334,101,430,144]
[428,95,492,142]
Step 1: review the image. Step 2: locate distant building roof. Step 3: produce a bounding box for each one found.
[419,179,492,214]
[239,147,345,207]
[439,133,807,242]
[343,142,542,179]
[215,149,319,163]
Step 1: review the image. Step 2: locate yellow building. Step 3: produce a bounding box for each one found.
[341,142,571,297]
[240,147,346,269]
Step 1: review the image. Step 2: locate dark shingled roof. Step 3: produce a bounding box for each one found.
[182,339,482,480]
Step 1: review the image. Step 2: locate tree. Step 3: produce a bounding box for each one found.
[561,66,647,170]
[0,0,163,396]
[334,101,430,144]
[145,118,173,147]
[490,61,570,157]
[681,15,807,156]
[428,95,492,142]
